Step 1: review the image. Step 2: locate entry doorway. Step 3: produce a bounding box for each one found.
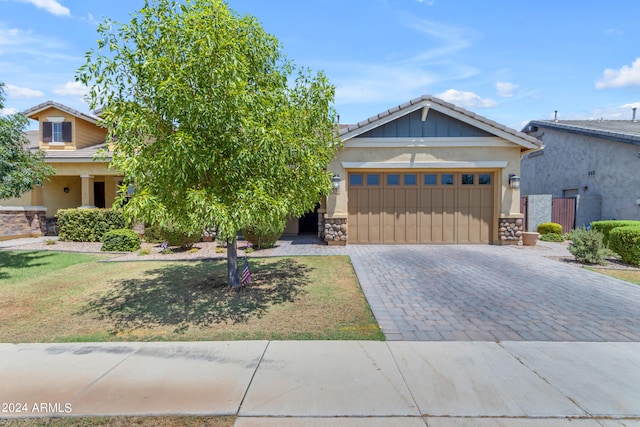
[298,204,319,234]
[94,182,106,208]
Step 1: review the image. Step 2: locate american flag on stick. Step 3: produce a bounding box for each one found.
[241,256,252,287]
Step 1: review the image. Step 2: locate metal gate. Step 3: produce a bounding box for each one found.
[520,196,528,231]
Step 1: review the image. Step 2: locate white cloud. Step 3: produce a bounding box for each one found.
[53,81,87,96]
[496,81,518,98]
[436,89,497,108]
[19,0,70,16]
[5,84,44,98]
[596,58,640,89]
[0,107,19,116]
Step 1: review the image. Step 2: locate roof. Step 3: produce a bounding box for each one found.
[339,95,543,152]
[41,143,112,162]
[523,120,640,146]
[23,101,100,125]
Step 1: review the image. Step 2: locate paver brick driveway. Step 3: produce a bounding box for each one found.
[347,244,640,341]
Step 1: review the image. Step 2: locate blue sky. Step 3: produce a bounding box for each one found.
[1,0,639,131]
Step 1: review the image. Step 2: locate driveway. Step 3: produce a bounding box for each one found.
[347,244,640,341]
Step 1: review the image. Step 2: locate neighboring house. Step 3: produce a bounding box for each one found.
[0,101,123,239]
[319,95,541,245]
[2,95,541,244]
[521,117,640,227]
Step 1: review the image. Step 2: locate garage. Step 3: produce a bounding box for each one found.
[348,171,494,244]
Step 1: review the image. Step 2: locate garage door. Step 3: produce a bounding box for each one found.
[348,171,494,244]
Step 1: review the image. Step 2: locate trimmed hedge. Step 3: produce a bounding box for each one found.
[591,220,640,246]
[539,232,564,242]
[157,223,201,248]
[56,208,126,242]
[537,222,562,235]
[242,218,285,249]
[609,226,640,267]
[101,229,141,252]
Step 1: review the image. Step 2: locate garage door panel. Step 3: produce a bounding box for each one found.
[348,171,493,244]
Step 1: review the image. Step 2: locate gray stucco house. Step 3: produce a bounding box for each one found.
[521,116,640,227]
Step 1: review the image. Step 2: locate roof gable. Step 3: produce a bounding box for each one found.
[23,101,99,126]
[340,95,542,152]
[524,120,640,146]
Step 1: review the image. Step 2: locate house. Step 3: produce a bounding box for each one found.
[2,95,541,244]
[0,101,123,240]
[521,116,640,227]
[318,95,542,244]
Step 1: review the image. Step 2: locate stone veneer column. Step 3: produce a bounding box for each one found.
[498,215,524,244]
[318,213,347,245]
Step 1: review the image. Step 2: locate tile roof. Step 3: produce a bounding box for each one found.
[23,100,100,125]
[524,120,640,145]
[339,94,543,150]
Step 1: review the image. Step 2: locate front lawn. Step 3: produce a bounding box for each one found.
[0,251,383,342]
[588,267,640,286]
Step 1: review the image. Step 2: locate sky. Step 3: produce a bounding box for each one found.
[1,0,639,131]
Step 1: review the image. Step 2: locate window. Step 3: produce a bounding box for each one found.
[387,174,400,185]
[349,174,363,186]
[479,174,491,185]
[441,174,454,185]
[367,174,380,185]
[462,174,474,185]
[43,121,72,143]
[424,174,437,185]
[404,174,417,185]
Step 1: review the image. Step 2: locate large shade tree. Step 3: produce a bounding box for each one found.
[0,83,54,199]
[77,0,340,287]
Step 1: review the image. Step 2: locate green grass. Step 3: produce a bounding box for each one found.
[587,266,640,286]
[0,416,234,426]
[0,253,383,342]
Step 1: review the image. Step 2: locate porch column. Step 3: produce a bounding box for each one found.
[80,175,95,208]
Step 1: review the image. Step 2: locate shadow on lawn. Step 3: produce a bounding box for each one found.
[82,258,310,333]
[0,251,56,281]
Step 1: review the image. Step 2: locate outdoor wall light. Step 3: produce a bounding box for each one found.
[508,174,521,189]
[332,174,340,194]
[63,187,70,193]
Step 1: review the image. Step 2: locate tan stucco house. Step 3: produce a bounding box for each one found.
[2,95,541,244]
[317,95,542,245]
[0,101,123,239]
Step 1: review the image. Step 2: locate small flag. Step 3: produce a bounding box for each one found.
[241,256,252,287]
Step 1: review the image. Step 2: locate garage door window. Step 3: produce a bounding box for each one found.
[441,174,454,185]
[462,174,474,185]
[424,174,437,185]
[387,174,400,185]
[404,174,417,185]
[350,174,363,186]
[479,174,491,185]
[367,174,380,185]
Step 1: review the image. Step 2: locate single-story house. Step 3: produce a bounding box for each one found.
[0,101,123,239]
[2,95,542,244]
[318,95,542,244]
[521,115,640,226]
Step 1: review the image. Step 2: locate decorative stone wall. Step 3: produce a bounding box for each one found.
[0,207,47,240]
[498,217,524,244]
[318,213,347,245]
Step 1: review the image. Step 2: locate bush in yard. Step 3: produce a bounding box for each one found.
[609,226,640,267]
[101,229,141,252]
[567,227,614,265]
[56,208,126,242]
[537,222,562,235]
[158,223,201,249]
[539,232,564,242]
[590,220,640,246]
[242,218,286,249]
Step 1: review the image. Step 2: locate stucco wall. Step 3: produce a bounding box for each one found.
[521,128,640,220]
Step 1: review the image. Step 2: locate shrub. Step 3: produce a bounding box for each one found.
[609,226,640,267]
[142,223,163,243]
[242,218,286,249]
[537,222,562,235]
[101,229,141,252]
[158,223,201,248]
[56,209,126,242]
[539,232,564,242]
[567,227,614,265]
[591,220,640,246]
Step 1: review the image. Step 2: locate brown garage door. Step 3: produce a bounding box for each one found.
[348,171,494,244]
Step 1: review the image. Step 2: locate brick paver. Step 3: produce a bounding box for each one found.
[347,244,640,342]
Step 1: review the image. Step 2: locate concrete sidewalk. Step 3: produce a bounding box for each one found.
[1,341,639,426]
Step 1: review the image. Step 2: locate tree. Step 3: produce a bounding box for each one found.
[77,0,340,287]
[0,83,55,199]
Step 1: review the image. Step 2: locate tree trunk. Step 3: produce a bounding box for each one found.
[227,236,240,288]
